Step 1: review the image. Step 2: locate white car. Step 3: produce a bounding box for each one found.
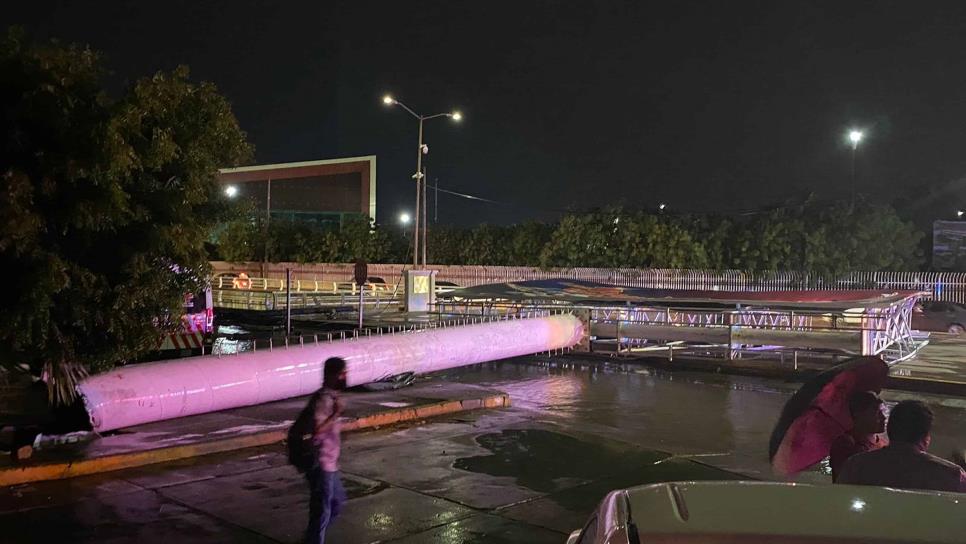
[567,481,964,544]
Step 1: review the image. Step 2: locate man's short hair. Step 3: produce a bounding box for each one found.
[323,357,347,383]
[887,400,933,444]
[849,391,881,416]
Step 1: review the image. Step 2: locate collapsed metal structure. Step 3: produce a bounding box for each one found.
[78,313,584,432]
[437,280,927,365]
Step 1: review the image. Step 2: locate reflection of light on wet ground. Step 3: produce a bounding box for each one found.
[212,323,255,355]
[497,375,587,415]
[435,358,966,483]
[212,337,252,355]
[217,324,248,336]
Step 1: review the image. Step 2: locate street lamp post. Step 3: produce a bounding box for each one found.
[848,129,864,207]
[383,95,461,267]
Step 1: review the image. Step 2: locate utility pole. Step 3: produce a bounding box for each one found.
[422,166,428,266]
[382,95,462,268]
[262,178,272,277]
[847,130,864,208]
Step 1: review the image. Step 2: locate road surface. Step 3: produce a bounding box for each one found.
[2,359,964,543]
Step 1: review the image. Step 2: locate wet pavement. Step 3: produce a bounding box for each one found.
[2,359,965,543]
[893,333,966,384]
[0,382,507,480]
[444,360,966,481]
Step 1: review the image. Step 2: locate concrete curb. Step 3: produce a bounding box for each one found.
[0,393,510,487]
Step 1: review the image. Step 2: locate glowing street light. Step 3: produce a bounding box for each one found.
[847,128,865,206]
[658,203,667,211]
[399,212,412,225]
[382,94,463,267]
[224,185,238,198]
[957,210,964,219]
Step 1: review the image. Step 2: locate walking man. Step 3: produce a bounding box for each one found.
[305,357,348,544]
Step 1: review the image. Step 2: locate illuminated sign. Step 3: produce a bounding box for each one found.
[413,276,430,294]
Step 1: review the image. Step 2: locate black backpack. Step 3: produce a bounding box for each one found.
[287,393,319,473]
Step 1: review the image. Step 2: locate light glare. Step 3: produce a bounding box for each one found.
[224,185,238,198]
[383,95,395,105]
[451,111,463,121]
[848,130,864,146]
[850,499,866,512]
[399,212,411,224]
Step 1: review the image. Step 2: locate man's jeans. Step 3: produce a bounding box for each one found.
[305,468,346,544]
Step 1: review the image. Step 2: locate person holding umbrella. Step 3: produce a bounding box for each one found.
[769,356,891,478]
[829,391,887,482]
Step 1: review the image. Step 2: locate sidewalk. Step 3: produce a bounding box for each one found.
[0,382,510,487]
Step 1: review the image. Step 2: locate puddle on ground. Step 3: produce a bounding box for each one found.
[453,429,667,493]
[454,428,745,514]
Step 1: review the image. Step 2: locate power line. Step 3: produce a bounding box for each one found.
[430,183,857,218]
[431,184,572,214]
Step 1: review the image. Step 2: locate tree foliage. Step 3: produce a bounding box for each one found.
[215,213,400,264]
[219,201,923,274]
[0,30,252,402]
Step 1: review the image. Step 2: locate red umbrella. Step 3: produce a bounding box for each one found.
[769,356,889,476]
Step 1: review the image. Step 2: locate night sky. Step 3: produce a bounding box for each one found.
[6,1,966,226]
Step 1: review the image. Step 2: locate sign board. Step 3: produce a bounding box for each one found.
[404,269,436,312]
[933,221,966,271]
[412,275,430,294]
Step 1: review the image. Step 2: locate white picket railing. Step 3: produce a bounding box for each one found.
[210,262,966,303]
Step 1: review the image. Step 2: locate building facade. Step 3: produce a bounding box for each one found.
[218,156,376,227]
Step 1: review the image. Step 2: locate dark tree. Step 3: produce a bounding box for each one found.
[0,30,252,402]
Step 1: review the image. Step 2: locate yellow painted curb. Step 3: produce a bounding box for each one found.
[0,392,510,487]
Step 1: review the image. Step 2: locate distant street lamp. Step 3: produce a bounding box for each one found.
[658,203,667,212]
[224,185,239,198]
[958,210,964,219]
[399,212,412,225]
[383,94,462,267]
[847,129,864,206]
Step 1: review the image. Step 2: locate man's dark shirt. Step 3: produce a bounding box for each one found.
[838,443,966,493]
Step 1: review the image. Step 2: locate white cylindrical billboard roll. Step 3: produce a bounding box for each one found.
[78,314,583,432]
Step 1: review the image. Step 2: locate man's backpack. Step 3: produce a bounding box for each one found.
[287,394,319,473]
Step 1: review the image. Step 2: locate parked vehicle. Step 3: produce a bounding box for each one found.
[912,301,966,334]
[435,280,460,293]
[366,276,391,292]
[567,481,963,544]
[158,288,214,355]
[213,271,239,289]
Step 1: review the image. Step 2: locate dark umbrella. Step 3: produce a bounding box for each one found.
[769,356,889,476]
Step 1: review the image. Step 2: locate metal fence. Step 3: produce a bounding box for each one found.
[210,262,966,303]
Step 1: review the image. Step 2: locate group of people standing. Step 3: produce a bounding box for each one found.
[830,393,966,492]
